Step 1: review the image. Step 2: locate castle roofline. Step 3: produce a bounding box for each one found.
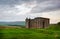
[34,17,49,20]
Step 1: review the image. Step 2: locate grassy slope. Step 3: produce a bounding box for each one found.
[0,24,60,39]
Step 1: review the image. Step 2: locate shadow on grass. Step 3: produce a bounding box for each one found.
[0,29,4,39]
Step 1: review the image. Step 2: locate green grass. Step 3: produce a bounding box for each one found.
[0,24,60,39]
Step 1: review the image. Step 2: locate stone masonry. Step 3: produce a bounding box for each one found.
[25,17,50,28]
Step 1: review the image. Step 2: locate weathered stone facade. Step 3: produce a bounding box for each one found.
[26,17,50,28]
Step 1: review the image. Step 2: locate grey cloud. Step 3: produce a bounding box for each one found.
[0,0,60,21]
[0,4,26,21]
[0,0,21,5]
[31,0,60,13]
[0,0,35,5]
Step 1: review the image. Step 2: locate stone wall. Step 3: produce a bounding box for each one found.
[25,17,50,28]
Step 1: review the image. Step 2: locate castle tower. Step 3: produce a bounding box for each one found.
[25,18,31,28]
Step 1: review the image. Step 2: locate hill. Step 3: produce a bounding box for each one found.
[0,21,25,26]
[0,24,60,39]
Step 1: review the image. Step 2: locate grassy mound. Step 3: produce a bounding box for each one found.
[0,24,60,39]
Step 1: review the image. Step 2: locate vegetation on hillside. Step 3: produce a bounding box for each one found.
[0,23,60,39]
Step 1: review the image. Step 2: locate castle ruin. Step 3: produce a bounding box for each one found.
[25,17,50,28]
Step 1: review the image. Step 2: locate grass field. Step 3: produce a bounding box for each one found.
[0,24,60,39]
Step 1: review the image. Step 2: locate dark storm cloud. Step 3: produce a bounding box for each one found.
[31,0,60,13]
[0,0,60,13]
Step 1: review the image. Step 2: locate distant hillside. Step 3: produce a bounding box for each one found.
[0,21,25,26]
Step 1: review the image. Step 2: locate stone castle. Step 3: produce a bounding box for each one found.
[25,17,50,28]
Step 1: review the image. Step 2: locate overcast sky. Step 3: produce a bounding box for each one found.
[0,0,60,24]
